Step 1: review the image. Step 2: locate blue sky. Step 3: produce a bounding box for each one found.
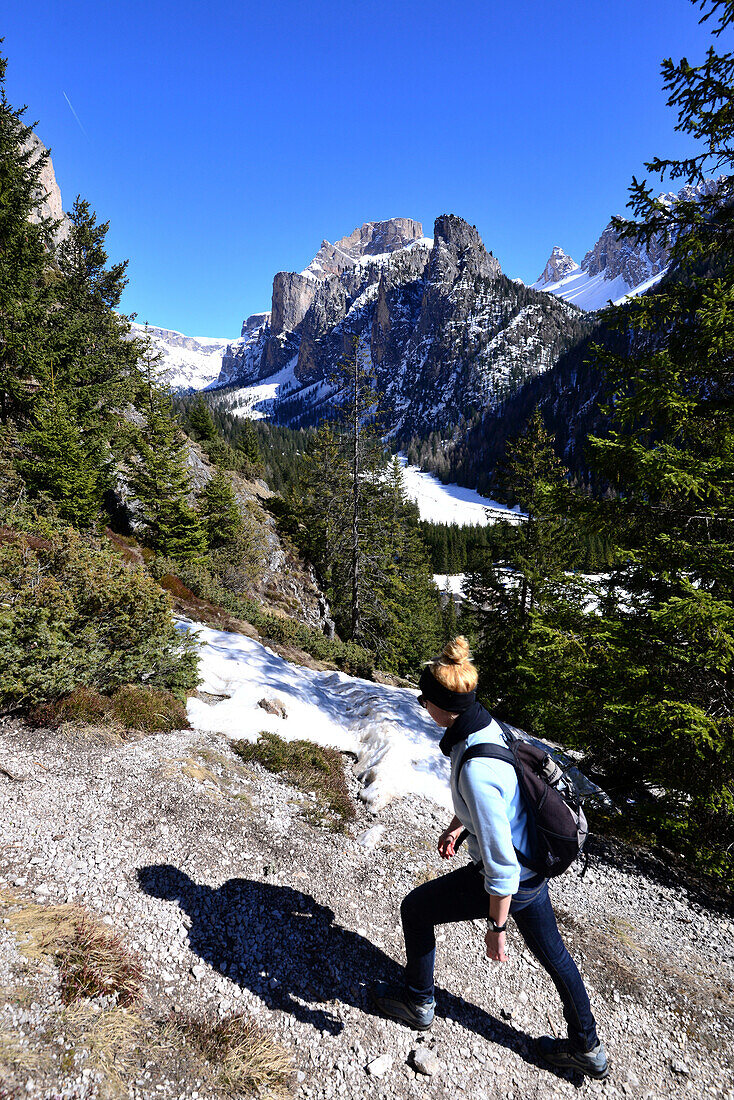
[3,0,719,336]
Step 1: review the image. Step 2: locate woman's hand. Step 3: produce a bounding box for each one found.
[437,818,463,859]
[485,929,507,962]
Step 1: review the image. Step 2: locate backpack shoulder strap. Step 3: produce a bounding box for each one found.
[454,739,535,871]
[493,718,520,743]
[455,742,516,787]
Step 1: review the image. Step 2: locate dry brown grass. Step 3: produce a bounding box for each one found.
[174,1011,293,1096]
[233,732,356,832]
[0,1027,51,1075]
[0,891,143,1006]
[160,757,222,800]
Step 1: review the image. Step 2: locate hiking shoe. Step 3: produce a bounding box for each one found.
[536,1036,609,1079]
[370,982,434,1030]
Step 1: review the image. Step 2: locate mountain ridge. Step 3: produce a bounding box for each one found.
[531,178,722,310]
[210,214,589,437]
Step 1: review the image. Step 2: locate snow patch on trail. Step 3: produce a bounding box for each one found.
[182,621,452,812]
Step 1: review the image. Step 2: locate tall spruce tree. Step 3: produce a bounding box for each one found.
[466,410,587,723]
[198,468,243,548]
[188,395,217,442]
[0,53,54,427]
[520,0,734,879]
[295,363,441,671]
[129,347,207,560]
[235,418,261,465]
[18,380,103,526]
[19,197,139,523]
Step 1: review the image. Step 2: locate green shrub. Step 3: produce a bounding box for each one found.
[233,731,356,830]
[152,555,375,677]
[109,684,189,732]
[0,527,199,712]
[28,683,189,734]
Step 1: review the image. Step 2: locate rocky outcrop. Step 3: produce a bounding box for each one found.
[535,246,579,286]
[581,224,667,285]
[534,179,724,310]
[270,272,319,336]
[25,133,69,242]
[303,218,425,279]
[240,311,270,337]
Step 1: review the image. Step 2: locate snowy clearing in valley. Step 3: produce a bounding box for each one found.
[398,456,524,527]
[183,621,452,812]
[433,573,466,596]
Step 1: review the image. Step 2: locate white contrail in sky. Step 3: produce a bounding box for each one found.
[63,91,87,136]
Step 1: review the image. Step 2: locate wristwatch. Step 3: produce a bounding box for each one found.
[487,918,508,934]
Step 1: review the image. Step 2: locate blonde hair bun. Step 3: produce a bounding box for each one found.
[427,636,478,694]
[442,636,472,665]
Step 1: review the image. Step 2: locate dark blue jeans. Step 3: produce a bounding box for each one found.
[400,862,599,1051]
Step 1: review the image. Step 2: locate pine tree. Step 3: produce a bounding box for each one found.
[18,197,139,523]
[0,52,55,427]
[338,335,384,640]
[565,0,734,878]
[236,418,261,464]
[466,410,588,721]
[18,378,103,527]
[129,348,207,560]
[198,468,243,548]
[188,395,217,442]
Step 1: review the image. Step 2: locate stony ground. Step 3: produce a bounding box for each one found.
[0,714,733,1100]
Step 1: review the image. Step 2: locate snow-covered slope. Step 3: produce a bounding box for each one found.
[398,456,523,526]
[183,620,608,812]
[531,265,666,312]
[183,620,451,812]
[130,322,240,391]
[531,178,721,312]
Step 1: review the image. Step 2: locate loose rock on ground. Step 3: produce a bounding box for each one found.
[0,715,732,1100]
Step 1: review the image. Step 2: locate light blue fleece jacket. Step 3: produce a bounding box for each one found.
[449,718,534,896]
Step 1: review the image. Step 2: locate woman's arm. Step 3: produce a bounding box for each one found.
[485,893,511,962]
[437,815,463,859]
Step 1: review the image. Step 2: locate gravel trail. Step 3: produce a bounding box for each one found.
[0,718,732,1100]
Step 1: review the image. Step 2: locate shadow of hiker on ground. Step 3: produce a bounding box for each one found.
[137,864,576,1083]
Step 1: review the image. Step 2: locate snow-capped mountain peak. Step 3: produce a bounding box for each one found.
[535,246,580,287]
[531,178,722,312]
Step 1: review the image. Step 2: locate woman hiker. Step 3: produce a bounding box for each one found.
[371,636,609,1081]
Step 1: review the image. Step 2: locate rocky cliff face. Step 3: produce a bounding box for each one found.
[302,218,426,279]
[214,215,590,438]
[25,133,69,242]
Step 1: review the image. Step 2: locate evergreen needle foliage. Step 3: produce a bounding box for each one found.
[466,0,734,883]
[289,338,442,673]
[129,345,207,560]
[0,527,199,710]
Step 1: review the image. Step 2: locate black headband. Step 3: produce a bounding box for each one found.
[418,666,476,713]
